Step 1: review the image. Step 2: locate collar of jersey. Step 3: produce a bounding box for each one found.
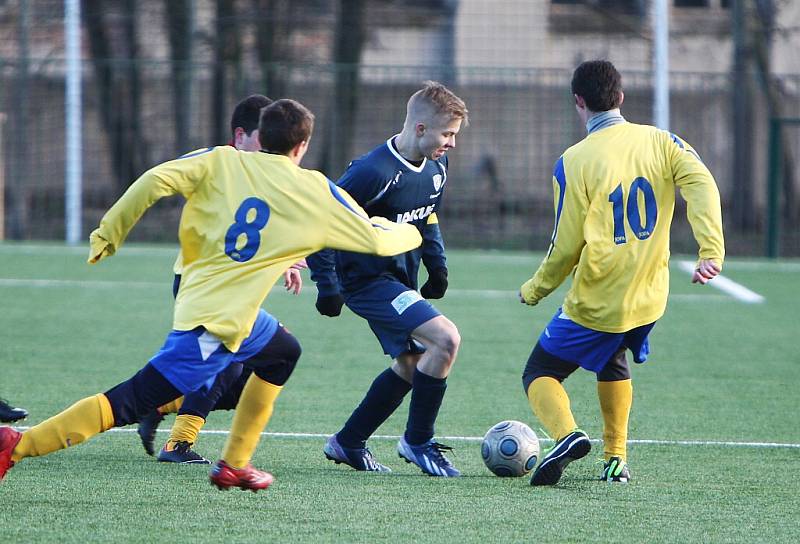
[586,110,626,134]
[386,135,427,173]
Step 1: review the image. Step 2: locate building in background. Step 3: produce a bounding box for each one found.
[0,0,797,254]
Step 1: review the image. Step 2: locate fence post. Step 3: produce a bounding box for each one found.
[0,112,5,241]
[766,118,781,258]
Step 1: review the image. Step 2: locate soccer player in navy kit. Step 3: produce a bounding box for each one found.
[308,81,468,477]
[519,61,724,486]
[0,99,422,491]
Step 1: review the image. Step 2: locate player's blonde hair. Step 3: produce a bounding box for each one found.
[408,81,469,126]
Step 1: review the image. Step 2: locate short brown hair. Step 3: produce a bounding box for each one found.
[411,81,469,125]
[230,94,272,137]
[258,99,315,154]
[571,60,623,112]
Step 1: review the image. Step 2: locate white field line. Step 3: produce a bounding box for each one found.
[457,251,800,272]
[677,260,765,304]
[0,243,180,257]
[0,278,161,289]
[0,277,724,302]
[12,425,799,449]
[3,243,800,272]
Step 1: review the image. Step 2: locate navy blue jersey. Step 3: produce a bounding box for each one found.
[308,136,448,295]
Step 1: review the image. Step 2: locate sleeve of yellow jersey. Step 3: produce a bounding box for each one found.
[88,148,212,263]
[668,134,725,270]
[321,177,422,256]
[520,157,588,305]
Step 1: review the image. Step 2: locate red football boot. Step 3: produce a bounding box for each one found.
[209,460,274,492]
[0,426,22,482]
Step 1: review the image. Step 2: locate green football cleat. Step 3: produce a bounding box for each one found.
[601,456,631,483]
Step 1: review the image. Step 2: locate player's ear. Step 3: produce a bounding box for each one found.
[288,140,309,165]
[574,94,586,109]
[233,127,246,147]
[415,122,426,137]
[617,91,625,108]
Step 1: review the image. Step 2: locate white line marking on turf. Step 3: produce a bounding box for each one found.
[0,278,162,289]
[0,243,179,256]
[678,261,765,303]
[0,278,726,303]
[4,244,800,272]
[13,426,797,449]
[450,252,800,272]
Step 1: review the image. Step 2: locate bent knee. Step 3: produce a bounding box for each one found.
[432,319,461,360]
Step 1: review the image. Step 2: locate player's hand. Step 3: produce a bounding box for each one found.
[290,259,308,271]
[420,267,448,299]
[692,259,721,285]
[316,293,345,317]
[519,279,539,306]
[283,268,303,295]
[88,230,115,263]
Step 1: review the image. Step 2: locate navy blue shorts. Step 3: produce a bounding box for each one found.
[538,308,655,373]
[149,309,278,394]
[345,277,440,358]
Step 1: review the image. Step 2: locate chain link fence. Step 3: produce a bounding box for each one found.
[1,0,798,255]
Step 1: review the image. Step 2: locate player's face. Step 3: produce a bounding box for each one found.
[418,116,462,160]
[234,128,261,151]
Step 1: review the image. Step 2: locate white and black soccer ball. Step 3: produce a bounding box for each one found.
[481,420,540,477]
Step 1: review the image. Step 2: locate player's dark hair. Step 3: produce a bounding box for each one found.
[258,99,315,154]
[571,60,623,112]
[230,94,272,137]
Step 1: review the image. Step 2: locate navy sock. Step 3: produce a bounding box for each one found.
[178,363,244,418]
[404,368,447,446]
[337,367,411,448]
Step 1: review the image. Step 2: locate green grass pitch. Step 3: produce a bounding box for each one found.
[1,243,799,543]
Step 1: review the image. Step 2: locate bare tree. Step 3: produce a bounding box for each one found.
[320,0,366,177]
[212,0,243,144]
[83,0,147,193]
[750,0,797,227]
[254,0,290,99]
[165,0,194,154]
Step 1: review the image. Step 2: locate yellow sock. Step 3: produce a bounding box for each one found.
[527,377,577,442]
[597,379,633,461]
[158,397,184,415]
[12,393,115,463]
[221,375,282,469]
[165,414,205,449]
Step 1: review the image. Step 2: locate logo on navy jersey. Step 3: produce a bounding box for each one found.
[432,174,443,192]
[396,204,436,224]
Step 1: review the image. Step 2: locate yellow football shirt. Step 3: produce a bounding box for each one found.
[521,122,724,332]
[89,146,422,351]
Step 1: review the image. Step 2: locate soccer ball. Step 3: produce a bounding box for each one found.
[481,420,540,477]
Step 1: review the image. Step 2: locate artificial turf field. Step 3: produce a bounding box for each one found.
[1,243,798,543]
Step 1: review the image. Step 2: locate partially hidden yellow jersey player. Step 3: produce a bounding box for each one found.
[0,99,422,493]
[519,61,724,487]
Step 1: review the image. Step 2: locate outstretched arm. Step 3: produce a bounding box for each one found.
[89,149,210,263]
[669,133,725,274]
[322,180,421,257]
[520,156,587,305]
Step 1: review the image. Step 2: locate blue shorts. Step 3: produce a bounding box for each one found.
[345,277,440,359]
[149,309,279,394]
[538,308,655,373]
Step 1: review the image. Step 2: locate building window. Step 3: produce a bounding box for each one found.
[675,0,709,7]
[551,0,645,15]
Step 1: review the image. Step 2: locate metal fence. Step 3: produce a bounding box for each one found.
[1,0,799,256]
